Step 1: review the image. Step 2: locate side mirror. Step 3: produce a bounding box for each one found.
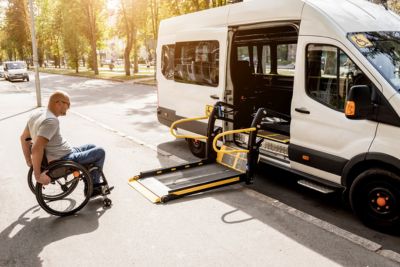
[345,85,373,119]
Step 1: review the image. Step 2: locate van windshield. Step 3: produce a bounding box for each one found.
[348,31,400,91]
[6,62,25,69]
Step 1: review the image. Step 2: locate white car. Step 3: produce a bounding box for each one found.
[0,65,4,78]
[4,61,29,82]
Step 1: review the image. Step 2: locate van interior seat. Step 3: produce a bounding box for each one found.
[232,60,255,98]
[231,60,258,128]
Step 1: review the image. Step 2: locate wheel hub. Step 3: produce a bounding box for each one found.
[369,188,396,215]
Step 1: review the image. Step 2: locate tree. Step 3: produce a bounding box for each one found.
[120,0,146,76]
[36,0,64,67]
[80,0,106,75]
[3,0,31,60]
[60,0,87,73]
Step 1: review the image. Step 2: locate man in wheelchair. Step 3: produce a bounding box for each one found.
[20,90,111,198]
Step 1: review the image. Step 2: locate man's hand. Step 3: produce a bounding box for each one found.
[35,171,51,185]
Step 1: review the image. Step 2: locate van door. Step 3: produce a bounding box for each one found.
[169,28,228,135]
[290,37,379,184]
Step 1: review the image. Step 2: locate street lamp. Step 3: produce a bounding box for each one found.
[28,0,42,107]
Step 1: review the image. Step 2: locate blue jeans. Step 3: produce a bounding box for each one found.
[61,144,105,185]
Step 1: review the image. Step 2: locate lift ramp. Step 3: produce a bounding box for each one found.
[129,102,266,203]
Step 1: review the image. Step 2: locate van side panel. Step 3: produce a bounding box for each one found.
[227,0,304,25]
[369,125,400,162]
[289,36,378,183]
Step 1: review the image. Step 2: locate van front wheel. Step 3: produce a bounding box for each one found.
[350,168,400,233]
[187,139,206,158]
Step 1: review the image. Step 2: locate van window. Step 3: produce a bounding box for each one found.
[348,32,400,91]
[237,45,264,74]
[277,44,296,76]
[161,45,175,80]
[306,44,373,111]
[262,45,271,74]
[174,40,219,87]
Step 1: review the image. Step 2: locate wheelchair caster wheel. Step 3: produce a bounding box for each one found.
[103,198,112,207]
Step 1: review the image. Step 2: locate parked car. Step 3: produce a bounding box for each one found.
[4,61,29,82]
[0,65,4,78]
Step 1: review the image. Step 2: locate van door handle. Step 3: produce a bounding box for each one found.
[210,94,219,100]
[295,107,310,114]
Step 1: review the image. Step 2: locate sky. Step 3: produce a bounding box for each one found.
[107,0,120,11]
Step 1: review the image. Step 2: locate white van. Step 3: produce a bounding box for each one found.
[4,61,29,82]
[155,0,400,231]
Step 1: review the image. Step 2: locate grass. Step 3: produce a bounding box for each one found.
[38,65,156,82]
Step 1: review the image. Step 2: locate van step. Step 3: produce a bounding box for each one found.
[297,179,335,194]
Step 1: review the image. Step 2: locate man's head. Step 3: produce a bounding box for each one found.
[48,90,70,117]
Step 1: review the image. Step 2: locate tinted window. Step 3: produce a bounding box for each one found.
[174,41,219,87]
[161,45,175,80]
[277,44,296,76]
[306,44,373,111]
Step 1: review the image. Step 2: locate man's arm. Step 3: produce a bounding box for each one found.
[31,136,51,185]
[20,126,32,167]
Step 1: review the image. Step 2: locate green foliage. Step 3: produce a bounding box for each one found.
[3,0,31,60]
[59,0,87,72]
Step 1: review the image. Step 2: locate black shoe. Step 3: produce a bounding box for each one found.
[91,185,103,198]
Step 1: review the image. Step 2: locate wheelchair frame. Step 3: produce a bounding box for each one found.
[28,158,112,216]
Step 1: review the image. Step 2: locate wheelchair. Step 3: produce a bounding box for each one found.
[27,157,113,216]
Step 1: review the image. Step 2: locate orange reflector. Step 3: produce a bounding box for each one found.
[73,171,80,177]
[377,197,386,207]
[302,155,310,161]
[345,101,355,116]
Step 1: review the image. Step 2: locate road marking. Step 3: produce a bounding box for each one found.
[72,109,400,264]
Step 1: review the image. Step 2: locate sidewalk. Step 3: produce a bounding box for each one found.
[0,81,399,266]
[38,65,156,84]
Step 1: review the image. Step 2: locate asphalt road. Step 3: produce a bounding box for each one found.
[0,73,399,266]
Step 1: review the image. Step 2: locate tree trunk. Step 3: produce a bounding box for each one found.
[133,38,139,73]
[84,1,99,74]
[124,34,132,76]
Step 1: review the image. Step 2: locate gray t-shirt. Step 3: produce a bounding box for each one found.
[27,109,73,161]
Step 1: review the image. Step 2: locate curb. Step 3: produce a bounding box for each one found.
[72,109,400,264]
[37,70,131,83]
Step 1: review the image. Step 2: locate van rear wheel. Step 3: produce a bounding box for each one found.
[187,139,206,158]
[350,168,400,233]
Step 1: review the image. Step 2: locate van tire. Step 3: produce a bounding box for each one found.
[187,139,206,158]
[26,76,29,82]
[349,168,400,233]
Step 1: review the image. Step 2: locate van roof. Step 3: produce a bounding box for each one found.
[159,0,400,38]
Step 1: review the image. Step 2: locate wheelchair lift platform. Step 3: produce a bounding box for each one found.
[129,143,251,203]
[129,102,266,204]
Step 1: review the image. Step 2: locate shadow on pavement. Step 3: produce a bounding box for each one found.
[0,201,108,267]
[152,141,400,260]
[0,108,37,122]
[157,139,199,164]
[38,75,154,107]
[250,164,400,252]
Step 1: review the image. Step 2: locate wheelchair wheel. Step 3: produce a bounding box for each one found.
[35,161,93,216]
[28,166,79,200]
[27,167,36,194]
